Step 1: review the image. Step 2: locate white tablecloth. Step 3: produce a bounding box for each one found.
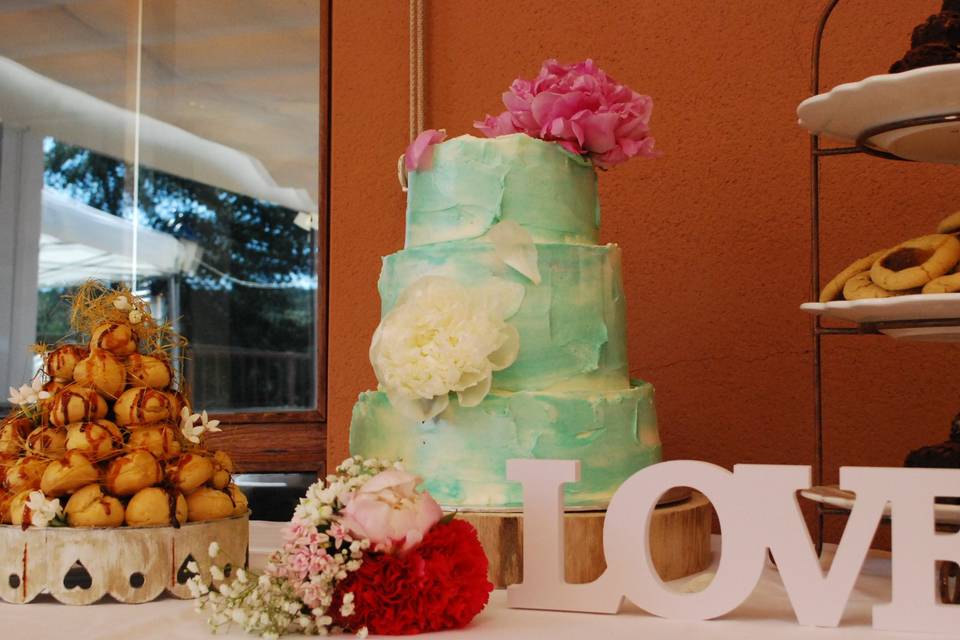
[1,521,953,640]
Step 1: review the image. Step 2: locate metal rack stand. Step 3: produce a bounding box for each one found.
[809,0,960,549]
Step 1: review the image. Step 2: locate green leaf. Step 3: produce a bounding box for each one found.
[439,511,457,525]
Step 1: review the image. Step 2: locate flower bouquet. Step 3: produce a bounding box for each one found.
[191,457,493,637]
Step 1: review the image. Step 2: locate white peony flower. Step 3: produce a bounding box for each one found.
[25,491,62,527]
[370,276,523,420]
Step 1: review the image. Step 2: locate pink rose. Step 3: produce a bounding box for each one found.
[339,469,443,554]
[404,129,447,171]
[474,58,658,168]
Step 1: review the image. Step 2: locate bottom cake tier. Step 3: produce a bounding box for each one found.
[350,382,661,509]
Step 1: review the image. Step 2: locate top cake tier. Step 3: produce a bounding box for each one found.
[405,133,600,248]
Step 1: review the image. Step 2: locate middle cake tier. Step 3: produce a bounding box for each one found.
[379,241,630,392]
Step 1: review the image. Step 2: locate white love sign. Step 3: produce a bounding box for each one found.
[506,459,960,635]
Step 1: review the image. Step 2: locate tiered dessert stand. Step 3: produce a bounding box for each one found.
[797,0,960,603]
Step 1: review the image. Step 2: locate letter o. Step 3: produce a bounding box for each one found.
[603,460,767,620]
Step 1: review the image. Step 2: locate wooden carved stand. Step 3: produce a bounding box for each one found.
[458,490,713,588]
[0,513,248,604]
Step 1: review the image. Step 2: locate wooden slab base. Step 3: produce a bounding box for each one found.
[458,491,713,588]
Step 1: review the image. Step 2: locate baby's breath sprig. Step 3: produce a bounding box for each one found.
[190,457,396,638]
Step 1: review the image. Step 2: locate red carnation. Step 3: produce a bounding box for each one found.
[331,519,493,635]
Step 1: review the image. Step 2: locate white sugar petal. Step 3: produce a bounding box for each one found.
[488,324,520,371]
[486,220,541,284]
[457,374,492,408]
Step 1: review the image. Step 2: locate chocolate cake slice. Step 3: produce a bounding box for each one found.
[890,1,960,73]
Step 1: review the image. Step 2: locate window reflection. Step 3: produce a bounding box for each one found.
[0,2,320,414]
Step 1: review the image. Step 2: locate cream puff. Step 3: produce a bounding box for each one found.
[167,453,214,494]
[0,489,14,524]
[185,487,234,522]
[64,484,124,528]
[90,322,138,356]
[104,449,161,496]
[40,451,99,497]
[49,386,109,427]
[65,420,122,458]
[4,456,49,493]
[113,387,172,426]
[25,426,67,457]
[0,417,31,456]
[42,379,65,402]
[73,351,126,399]
[210,450,235,490]
[126,424,181,460]
[8,490,33,526]
[226,484,248,516]
[125,487,188,527]
[125,354,172,390]
[45,345,89,381]
[164,390,189,420]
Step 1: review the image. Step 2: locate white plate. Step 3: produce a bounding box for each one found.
[801,293,960,321]
[801,485,960,526]
[797,64,960,164]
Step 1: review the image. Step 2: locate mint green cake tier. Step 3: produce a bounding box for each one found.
[350,383,661,508]
[405,133,600,248]
[379,241,629,392]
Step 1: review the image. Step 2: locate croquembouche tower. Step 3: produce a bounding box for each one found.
[0,281,248,604]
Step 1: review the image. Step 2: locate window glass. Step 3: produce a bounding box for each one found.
[0,1,320,414]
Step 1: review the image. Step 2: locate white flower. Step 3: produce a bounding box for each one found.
[128,309,143,324]
[357,627,369,639]
[113,296,131,311]
[24,491,62,527]
[7,377,51,407]
[181,408,220,443]
[370,276,524,420]
[180,406,202,443]
[208,541,221,558]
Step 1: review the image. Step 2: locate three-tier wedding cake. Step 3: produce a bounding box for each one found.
[350,59,662,509]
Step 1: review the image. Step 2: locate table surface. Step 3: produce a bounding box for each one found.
[1,521,953,640]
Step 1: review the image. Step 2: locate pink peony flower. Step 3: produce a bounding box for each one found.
[474,59,658,168]
[339,469,443,554]
[404,129,447,171]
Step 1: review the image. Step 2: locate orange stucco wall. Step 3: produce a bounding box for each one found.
[328,1,960,539]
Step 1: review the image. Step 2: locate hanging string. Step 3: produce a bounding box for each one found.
[408,0,425,141]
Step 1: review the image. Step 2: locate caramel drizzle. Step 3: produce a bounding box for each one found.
[130,388,171,424]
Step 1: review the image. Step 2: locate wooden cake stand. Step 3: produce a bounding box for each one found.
[457,489,713,587]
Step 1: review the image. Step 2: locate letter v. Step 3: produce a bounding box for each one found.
[734,465,886,627]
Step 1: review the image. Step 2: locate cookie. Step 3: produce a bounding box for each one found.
[870,234,960,290]
[842,271,904,300]
[923,271,960,293]
[819,249,886,302]
[937,210,960,234]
